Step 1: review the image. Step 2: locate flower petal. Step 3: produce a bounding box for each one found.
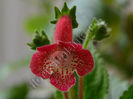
[75,49,94,76]
[30,51,53,79]
[50,72,76,91]
[57,41,82,52]
[37,43,57,52]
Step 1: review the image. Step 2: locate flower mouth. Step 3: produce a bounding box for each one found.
[50,51,72,67]
[49,50,78,75]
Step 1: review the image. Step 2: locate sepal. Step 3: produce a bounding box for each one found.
[27,30,50,50]
[89,18,111,41]
[51,2,78,29]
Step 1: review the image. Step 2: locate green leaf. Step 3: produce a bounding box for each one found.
[83,45,109,99]
[27,30,50,50]
[120,84,133,99]
[56,90,63,99]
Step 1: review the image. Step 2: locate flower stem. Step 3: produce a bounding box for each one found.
[78,30,93,99]
[83,31,93,49]
[79,77,83,99]
[64,92,69,99]
[70,87,75,99]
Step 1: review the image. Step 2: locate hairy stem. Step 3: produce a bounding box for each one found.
[78,30,93,99]
[83,31,93,49]
[64,92,69,99]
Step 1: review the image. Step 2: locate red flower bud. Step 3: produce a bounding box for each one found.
[54,15,72,42]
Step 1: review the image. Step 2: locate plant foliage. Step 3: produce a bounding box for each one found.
[27,30,50,50]
[120,84,133,99]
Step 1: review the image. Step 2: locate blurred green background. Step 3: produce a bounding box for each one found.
[0,0,133,99]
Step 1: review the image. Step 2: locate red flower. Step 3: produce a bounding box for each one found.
[30,15,94,91]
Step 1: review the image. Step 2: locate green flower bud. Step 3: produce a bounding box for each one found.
[89,19,111,41]
[27,30,50,50]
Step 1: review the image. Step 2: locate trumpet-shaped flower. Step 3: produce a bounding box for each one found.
[30,15,94,91]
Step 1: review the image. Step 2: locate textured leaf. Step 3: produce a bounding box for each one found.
[83,45,109,99]
[120,84,133,99]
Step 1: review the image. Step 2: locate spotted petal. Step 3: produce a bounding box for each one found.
[50,72,76,91]
[75,49,94,76]
[30,43,58,79]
